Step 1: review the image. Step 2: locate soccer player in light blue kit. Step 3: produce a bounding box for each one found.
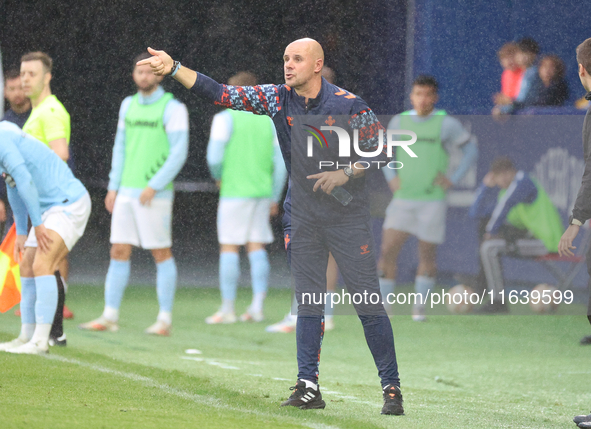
[79,53,188,335]
[205,71,287,324]
[0,120,91,354]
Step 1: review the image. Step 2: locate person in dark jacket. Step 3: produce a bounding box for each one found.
[557,37,591,429]
[534,55,569,106]
[138,39,404,415]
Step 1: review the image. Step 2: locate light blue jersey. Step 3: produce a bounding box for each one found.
[0,121,87,234]
[107,86,189,199]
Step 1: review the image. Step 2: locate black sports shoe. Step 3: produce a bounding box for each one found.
[281,379,326,409]
[381,384,404,415]
[579,422,591,428]
[580,335,591,345]
[49,333,67,347]
[574,413,591,424]
[475,301,509,314]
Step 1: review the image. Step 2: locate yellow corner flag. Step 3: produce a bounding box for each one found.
[0,224,21,313]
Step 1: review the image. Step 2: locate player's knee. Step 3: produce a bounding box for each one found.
[246,242,265,253]
[19,247,36,276]
[32,256,54,277]
[151,248,172,263]
[480,241,498,259]
[111,244,132,261]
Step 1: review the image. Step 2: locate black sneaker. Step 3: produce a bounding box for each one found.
[574,413,591,424]
[579,422,591,428]
[280,379,326,409]
[475,301,509,314]
[580,335,591,345]
[381,384,404,415]
[49,333,67,347]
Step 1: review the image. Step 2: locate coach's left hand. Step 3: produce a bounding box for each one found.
[140,187,156,206]
[307,170,349,195]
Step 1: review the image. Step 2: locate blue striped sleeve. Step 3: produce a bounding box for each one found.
[147,100,189,191]
[271,127,287,202]
[6,164,42,232]
[449,139,478,185]
[6,185,29,235]
[206,111,233,181]
[108,97,132,191]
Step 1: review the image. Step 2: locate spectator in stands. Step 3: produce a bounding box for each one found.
[493,38,543,116]
[534,55,569,106]
[493,42,523,106]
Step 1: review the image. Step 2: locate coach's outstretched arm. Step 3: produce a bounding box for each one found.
[139,47,280,117]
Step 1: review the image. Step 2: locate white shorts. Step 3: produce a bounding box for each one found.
[25,192,92,251]
[382,199,447,244]
[110,194,173,249]
[217,198,274,245]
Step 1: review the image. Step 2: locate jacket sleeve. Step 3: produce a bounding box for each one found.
[191,73,281,117]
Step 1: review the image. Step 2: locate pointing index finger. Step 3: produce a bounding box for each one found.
[136,58,155,66]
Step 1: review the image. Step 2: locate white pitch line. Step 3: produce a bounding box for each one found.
[44,355,340,429]
[180,356,239,369]
[180,357,378,408]
[181,356,204,362]
[206,361,239,370]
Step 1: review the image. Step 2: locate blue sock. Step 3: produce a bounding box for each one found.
[379,278,395,301]
[220,252,240,302]
[104,259,131,310]
[34,275,58,324]
[415,275,435,305]
[324,292,336,316]
[248,249,269,296]
[156,257,177,314]
[20,277,36,324]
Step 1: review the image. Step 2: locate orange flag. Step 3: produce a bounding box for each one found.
[0,224,21,313]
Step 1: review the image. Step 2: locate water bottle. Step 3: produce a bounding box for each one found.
[331,186,353,206]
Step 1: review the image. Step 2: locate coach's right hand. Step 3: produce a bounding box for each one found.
[105,190,117,214]
[137,47,173,76]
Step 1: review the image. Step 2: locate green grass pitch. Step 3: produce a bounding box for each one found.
[1,285,590,428]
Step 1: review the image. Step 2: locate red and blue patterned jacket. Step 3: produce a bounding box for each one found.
[191,74,386,226]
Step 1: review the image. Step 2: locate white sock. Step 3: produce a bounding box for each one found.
[325,314,333,322]
[301,379,318,390]
[250,292,265,314]
[157,311,172,325]
[19,323,35,342]
[30,323,51,349]
[103,306,119,322]
[221,299,234,314]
